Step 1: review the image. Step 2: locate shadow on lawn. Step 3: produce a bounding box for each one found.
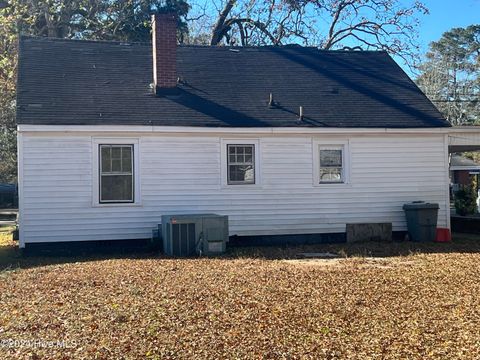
[0,235,157,272]
[228,233,480,259]
[1,232,480,271]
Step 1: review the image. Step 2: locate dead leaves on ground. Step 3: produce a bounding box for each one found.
[0,253,480,359]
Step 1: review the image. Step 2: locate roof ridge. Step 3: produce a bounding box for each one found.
[19,34,151,46]
[19,35,387,53]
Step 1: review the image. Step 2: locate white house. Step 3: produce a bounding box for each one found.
[16,14,453,248]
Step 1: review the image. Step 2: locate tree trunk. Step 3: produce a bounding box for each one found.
[210,0,236,45]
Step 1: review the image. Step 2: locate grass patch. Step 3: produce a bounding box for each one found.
[0,228,152,272]
[0,234,479,358]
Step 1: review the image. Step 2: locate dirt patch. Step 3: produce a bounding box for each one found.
[282,257,346,268]
[283,256,418,269]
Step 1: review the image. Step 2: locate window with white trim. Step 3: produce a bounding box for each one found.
[318,147,344,183]
[99,144,134,203]
[227,144,255,185]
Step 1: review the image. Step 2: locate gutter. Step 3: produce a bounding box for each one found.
[17,124,455,135]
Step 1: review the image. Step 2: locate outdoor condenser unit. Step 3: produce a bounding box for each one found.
[160,214,229,257]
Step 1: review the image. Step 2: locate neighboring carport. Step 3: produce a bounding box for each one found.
[450,155,480,172]
[449,155,480,193]
[448,127,480,229]
[449,126,480,153]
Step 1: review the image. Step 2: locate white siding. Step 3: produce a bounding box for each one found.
[19,131,449,244]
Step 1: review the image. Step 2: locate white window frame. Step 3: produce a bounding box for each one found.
[92,138,141,207]
[99,144,134,203]
[312,139,350,186]
[220,139,261,188]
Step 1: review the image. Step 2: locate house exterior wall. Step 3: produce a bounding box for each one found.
[17,128,450,246]
[453,170,473,186]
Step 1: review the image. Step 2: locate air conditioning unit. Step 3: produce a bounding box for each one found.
[160,214,229,257]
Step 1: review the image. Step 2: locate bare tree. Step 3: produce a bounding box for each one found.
[200,0,428,64]
[208,0,314,46]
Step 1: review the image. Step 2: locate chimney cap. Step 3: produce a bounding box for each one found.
[151,11,177,20]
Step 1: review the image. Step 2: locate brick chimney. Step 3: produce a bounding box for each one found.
[152,13,177,95]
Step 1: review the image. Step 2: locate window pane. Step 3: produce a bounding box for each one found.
[229,166,240,182]
[111,159,122,172]
[226,144,255,184]
[101,146,111,173]
[319,167,342,182]
[229,165,254,183]
[99,144,134,202]
[122,147,132,173]
[320,150,342,167]
[101,175,133,201]
[244,166,254,182]
[101,145,133,174]
[111,146,122,160]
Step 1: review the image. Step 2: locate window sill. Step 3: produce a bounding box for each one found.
[312,182,351,188]
[92,202,143,208]
[221,184,263,190]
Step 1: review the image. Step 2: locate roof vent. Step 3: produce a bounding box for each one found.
[268,93,275,108]
[299,106,304,120]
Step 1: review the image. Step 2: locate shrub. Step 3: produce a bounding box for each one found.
[454,184,478,216]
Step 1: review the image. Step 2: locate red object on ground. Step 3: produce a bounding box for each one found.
[436,228,451,242]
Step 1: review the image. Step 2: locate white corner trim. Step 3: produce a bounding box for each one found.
[220,138,262,188]
[444,134,451,230]
[92,137,142,207]
[17,132,25,248]
[312,138,351,187]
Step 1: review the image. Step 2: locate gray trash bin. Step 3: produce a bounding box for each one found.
[402,202,439,242]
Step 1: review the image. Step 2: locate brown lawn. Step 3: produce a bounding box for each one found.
[1,231,480,359]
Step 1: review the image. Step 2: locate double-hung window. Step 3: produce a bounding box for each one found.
[319,147,344,183]
[221,140,260,187]
[227,144,255,185]
[313,141,349,185]
[99,144,134,203]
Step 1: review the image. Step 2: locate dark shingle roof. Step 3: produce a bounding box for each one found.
[17,36,449,128]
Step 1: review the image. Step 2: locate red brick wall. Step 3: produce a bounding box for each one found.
[152,13,177,90]
[454,170,473,186]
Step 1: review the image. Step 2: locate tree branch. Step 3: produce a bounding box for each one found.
[210,0,237,45]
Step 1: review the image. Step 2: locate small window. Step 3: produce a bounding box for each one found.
[319,147,343,183]
[99,145,134,203]
[227,144,255,185]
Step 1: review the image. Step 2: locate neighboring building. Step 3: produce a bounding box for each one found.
[449,154,480,211]
[450,155,480,190]
[16,14,452,248]
[0,184,17,209]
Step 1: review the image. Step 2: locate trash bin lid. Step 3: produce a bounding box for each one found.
[403,201,439,210]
